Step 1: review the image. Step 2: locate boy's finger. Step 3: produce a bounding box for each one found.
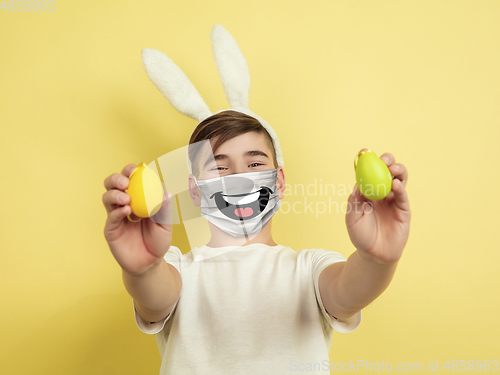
[380,153,395,167]
[346,184,367,226]
[392,179,410,213]
[121,164,137,178]
[389,163,408,190]
[105,205,131,235]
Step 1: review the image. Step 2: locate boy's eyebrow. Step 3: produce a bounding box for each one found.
[203,150,269,168]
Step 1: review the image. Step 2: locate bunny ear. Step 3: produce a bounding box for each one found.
[210,25,251,110]
[142,48,212,122]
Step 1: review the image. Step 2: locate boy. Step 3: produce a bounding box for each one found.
[102,110,411,374]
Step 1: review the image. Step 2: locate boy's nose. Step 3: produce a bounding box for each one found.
[231,163,248,176]
[222,175,255,195]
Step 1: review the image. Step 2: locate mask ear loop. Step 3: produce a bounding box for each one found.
[192,175,200,188]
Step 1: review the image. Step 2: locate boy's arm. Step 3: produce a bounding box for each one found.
[123,260,182,323]
[320,151,409,320]
[318,250,398,320]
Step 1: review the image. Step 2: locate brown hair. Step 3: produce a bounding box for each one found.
[188,110,278,177]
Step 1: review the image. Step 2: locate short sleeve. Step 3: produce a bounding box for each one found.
[310,248,362,333]
[133,246,183,335]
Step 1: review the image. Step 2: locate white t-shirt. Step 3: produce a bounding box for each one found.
[132,243,362,374]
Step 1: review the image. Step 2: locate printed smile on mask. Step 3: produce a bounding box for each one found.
[210,187,273,221]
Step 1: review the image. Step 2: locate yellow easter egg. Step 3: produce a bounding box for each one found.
[126,162,164,218]
[354,150,393,200]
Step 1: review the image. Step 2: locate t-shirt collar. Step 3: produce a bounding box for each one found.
[191,243,282,262]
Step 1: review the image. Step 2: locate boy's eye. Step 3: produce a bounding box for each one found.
[210,163,262,171]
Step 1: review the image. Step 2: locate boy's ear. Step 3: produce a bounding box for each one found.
[188,174,201,207]
[277,167,286,200]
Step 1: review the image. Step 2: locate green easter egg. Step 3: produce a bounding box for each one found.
[354,150,393,200]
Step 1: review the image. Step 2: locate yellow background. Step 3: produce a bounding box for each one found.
[1,0,499,373]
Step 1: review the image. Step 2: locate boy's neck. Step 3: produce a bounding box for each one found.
[205,219,277,248]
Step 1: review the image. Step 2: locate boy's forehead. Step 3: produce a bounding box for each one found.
[214,132,271,154]
[204,135,271,161]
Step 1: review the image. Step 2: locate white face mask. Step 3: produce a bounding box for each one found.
[193,168,281,238]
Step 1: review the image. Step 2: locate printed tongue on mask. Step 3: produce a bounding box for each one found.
[235,207,253,217]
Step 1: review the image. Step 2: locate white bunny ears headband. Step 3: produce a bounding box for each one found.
[141,24,284,176]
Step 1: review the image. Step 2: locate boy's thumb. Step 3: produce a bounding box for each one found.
[346,184,364,222]
[149,191,174,225]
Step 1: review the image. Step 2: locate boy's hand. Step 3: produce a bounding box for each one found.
[102,164,174,276]
[345,150,411,264]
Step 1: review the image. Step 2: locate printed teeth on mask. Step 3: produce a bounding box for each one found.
[221,190,260,205]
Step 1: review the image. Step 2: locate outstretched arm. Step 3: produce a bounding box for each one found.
[319,253,398,319]
[320,150,411,319]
